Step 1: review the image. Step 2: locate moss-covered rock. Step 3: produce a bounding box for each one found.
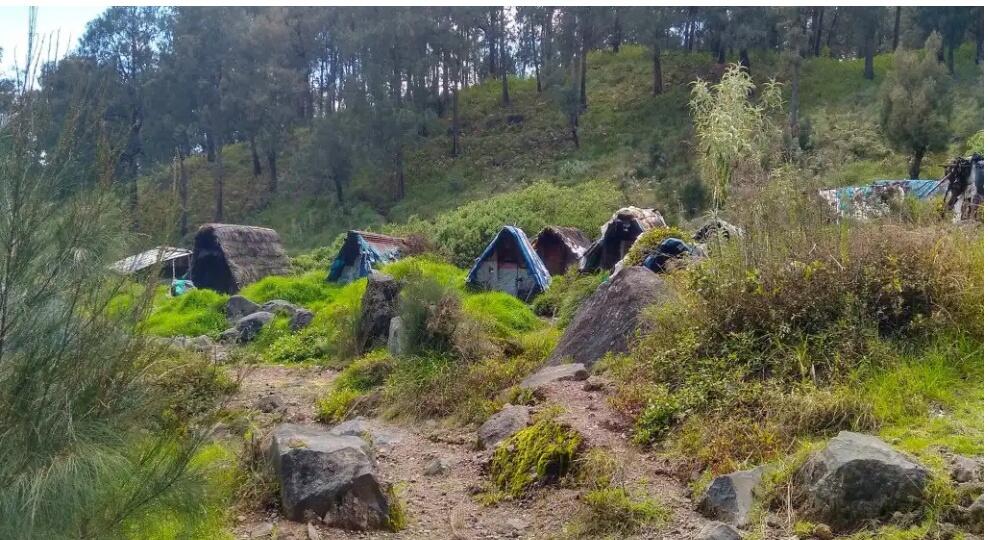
[488,417,583,497]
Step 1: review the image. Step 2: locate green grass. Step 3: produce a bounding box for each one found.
[239,270,340,306]
[143,288,228,337]
[463,291,544,339]
[380,256,467,290]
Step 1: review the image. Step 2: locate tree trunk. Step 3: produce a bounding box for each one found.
[740,48,751,71]
[947,45,956,75]
[580,48,588,109]
[789,56,801,151]
[333,175,345,205]
[892,7,901,51]
[570,111,580,148]
[487,8,498,79]
[267,149,277,194]
[177,148,189,238]
[826,8,840,58]
[863,31,875,80]
[213,143,224,222]
[451,82,461,157]
[250,135,262,176]
[977,30,984,65]
[543,8,554,75]
[610,10,622,53]
[500,8,510,106]
[394,146,405,200]
[813,7,824,56]
[909,148,924,179]
[652,43,663,95]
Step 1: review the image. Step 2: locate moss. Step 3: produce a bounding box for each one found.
[488,416,582,497]
[385,484,408,532]
[622,226,690,267]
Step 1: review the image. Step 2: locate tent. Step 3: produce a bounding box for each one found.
[580,207,666,273]
[467,226,550,300]
[328,230,409,284]
[110,246,191,279]
[190,224,291,294]
[531,226,591,276]
[817,179,946,220]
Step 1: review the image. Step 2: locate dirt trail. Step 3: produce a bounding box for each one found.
[228,365,717,539]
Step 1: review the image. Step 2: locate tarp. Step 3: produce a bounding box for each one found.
[466,225,551,294]
[328,231,406,283]
[818,179,946,219]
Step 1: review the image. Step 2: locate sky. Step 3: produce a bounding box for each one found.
[0,5,107,81]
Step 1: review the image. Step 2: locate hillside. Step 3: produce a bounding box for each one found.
[135,44,984,254]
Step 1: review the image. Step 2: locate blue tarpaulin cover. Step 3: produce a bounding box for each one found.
[466,225,551,294]
[328,231,406,283]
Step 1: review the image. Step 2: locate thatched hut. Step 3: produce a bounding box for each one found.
[110,246,191,279]
[580,207,666,273]
[328,230,410,284]
[190,224,291,293]
[531,226,591,276]
[467,226,550,300]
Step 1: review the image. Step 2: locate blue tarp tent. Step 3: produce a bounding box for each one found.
[328,230,408,284]
[467,226,550,300]
[818,179,946,219]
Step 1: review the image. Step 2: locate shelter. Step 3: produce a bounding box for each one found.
[110,246,191,279]
[328,230,409,284]
[467,226,550,300]
[531,226,591,275]
[580,207,666,273]
[817,179,946,220]
[190,224,291,294]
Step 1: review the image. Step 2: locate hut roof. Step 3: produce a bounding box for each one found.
[467,226,551,293]
[327,230,409,282]
[580,207,666,272]
[110,246,191,275]
[532,226,592,258]
[193,224,291,291]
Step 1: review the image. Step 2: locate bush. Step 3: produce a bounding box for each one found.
[144,288,229,337]
[621,226,689,267]
[488,415,583,497]
[239,271,339,307]
[531,268,607,327]
[316,350,394,422]
[573,487,668,536]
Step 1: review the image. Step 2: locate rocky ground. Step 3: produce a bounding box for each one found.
[223,363,739,540]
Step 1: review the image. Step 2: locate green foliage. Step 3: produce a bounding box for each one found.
[143,288,228,337]
[621,226,689,267]
[488,416,583,497]
[965,129,984,155]
[531,268,607,327]
[573,487,669,537]
[239,271,339,307]
[316,350,394,422]
[385,484,408,532]
[462,292,543,339]
[380,256,467,290]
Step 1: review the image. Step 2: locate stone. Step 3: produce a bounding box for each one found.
[548,267,670,367]
[582,377,607,392]
[328,417,401,448]
[387,316,404,357]
[268,423,390,529]
[477,405,530,449]
[356,272,401,354]
[225,295,259,322]
[249,522,274,538]
[520,363,589,390]
[235,311,275,343]
[261,299,300,316]
[948,453,984,483]
[423,456,451,476]
[291,308,315,332]
[811,523,834,540]
[218,327,239,344]
[698,466,764,528]
[697,522,742,540]
[256,395,284,413]
[795,431,930,532]
[306,521,320,540]
[190,334,215,352]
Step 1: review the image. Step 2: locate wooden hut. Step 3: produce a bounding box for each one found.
[328,230,409,284]
[467,226,550,300]
[531,226,591,275]
[580,207,666,273]
[190,224,291,293]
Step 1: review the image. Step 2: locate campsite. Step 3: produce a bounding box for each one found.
[0,5,984,540]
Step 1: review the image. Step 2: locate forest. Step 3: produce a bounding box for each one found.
[0,5,984,540]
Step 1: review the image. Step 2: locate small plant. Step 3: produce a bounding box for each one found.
[385,483,408,532]
[316,350,394,422]
[531,268,607,327]
[488,414,583,498]
[575,486,669,536]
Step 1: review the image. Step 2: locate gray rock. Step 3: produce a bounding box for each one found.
[356,272,401,354]
[423,456,451,476]
[948,454,984,484]
[520,363,589,390]
[225,295,259,322]
[477,405,530,449]
[291,308,315,332]
[548,267,670,367]
[329,417,401,448]
[795,431,930,532]
[697,522,742,540]
[249,521,274,538]
[235,311,275,343]
[256,395,284,413]
[268,424,390,529]
[218,327,239,344]
[387,316,404,357]
[698,466,764,528]
[307,522,320,540]
[261,299,300,316]
[190,334,215,352]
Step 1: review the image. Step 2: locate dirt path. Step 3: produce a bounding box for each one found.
[227,365,720,539]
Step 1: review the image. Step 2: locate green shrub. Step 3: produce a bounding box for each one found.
[621,226,689,267]
[488,416,583,497]
[316,350,394,422]
[143,288,228,337]
[239,271,338,307]
[531,268,606,327]
[573,487,668,536]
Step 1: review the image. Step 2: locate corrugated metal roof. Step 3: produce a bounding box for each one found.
[110,246,191,275]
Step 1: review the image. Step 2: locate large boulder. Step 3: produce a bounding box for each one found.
[225,295,259,322]
[268,424,390,529]
[261,299,301,317]
[234,311,275,343]
[477,405,530,449]
[697,522,742,540]
[548,267,670,367]
[356,272,401,354]
[291,308,315,332]
[698,466,764,528]
[520,363,589,390]
[795,431,930,532]
[387,316,404,357]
